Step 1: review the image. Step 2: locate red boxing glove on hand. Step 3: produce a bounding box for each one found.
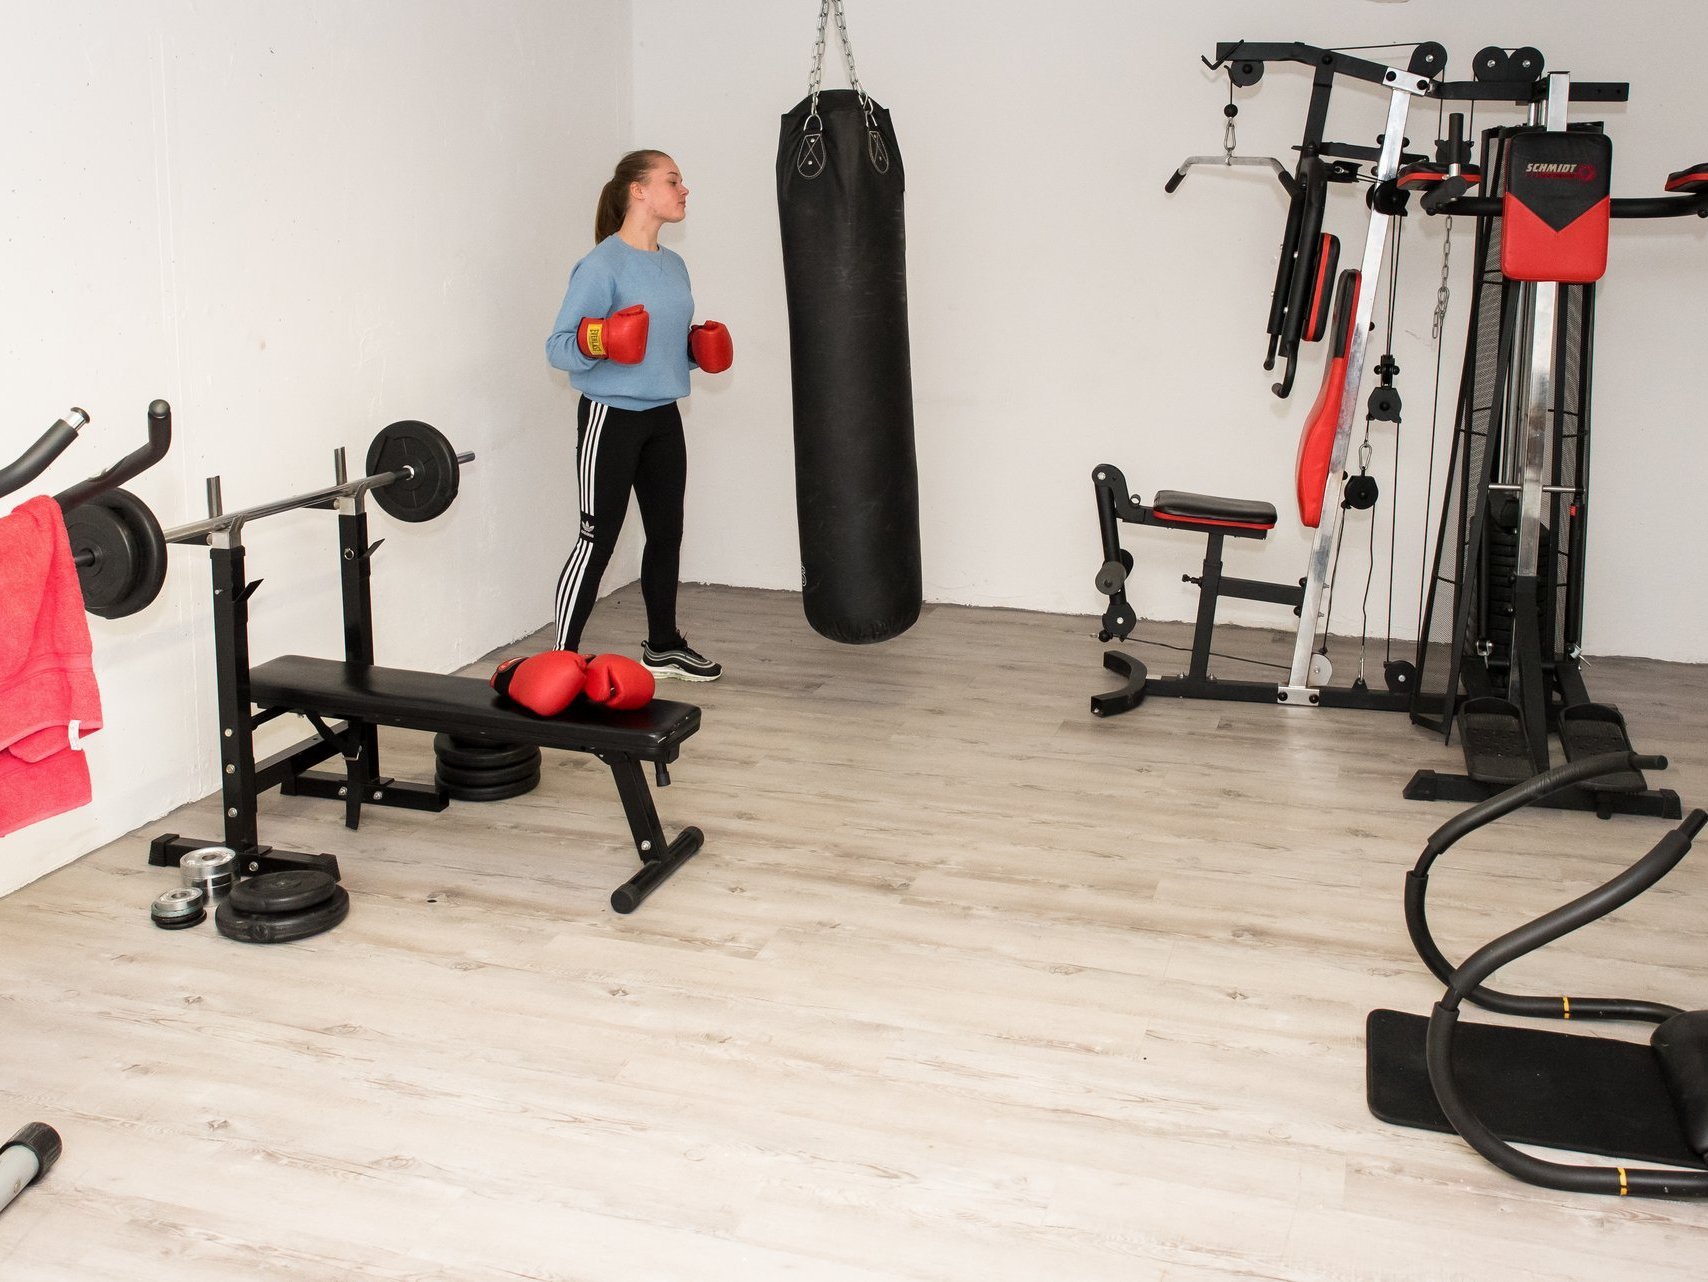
[689,321,734,374]
[577,305,650,364]
[491,651,588,716]
[582,653,656,710]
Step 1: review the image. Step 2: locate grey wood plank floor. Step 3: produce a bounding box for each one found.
[2,583,1704,1280]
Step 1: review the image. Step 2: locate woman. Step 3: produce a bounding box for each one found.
[545,150,733,682]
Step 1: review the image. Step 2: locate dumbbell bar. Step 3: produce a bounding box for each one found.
[67,419,473,619]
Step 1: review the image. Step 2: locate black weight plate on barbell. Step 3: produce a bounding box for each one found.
[367,420,459,523]
[432,733,540,771]
[435,757,543,789]
[65,488,168,619]
[438,769,541,802]
[228,869,339,916]
[215,885,350,944]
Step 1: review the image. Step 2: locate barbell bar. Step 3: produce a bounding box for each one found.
[67,419,473,619]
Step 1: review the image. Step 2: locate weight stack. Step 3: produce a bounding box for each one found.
[433,734,542,802]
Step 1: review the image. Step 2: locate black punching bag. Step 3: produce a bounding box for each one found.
[777,88,922,644]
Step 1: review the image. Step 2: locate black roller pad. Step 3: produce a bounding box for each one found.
[216,885,351,945]
[228,869,339,916]
[1366,1008,1705,1169]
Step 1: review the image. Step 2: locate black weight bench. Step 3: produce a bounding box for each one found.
[247,655,704,913]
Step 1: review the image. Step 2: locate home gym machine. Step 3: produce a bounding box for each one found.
[1366,752,1708,1197]
[1091,43,1701,793]
[1092,40,1445,716]
[1401,71,1708,817]
[59,412,705,913]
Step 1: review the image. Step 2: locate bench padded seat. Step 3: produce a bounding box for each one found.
[250,655,700,761]
[1150,489,1278,529]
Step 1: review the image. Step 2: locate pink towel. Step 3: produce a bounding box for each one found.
[0,496,103,836]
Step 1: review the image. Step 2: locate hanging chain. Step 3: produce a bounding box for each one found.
[808,0,872,126]
[1431,216,1454,340]
[807,0,828,114]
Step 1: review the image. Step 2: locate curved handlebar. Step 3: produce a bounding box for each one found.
[1405,751,1686,1024]
[0,408,89,501]
[1430,190,1708,220]
[1420,751,1663,861]
[1424,807,1708,1197]
[1442,808,1704,1012]
[54,400,172,511]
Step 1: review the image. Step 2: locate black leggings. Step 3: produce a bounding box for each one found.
[553,397,685,652]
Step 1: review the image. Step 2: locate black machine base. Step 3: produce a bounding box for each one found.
[148,832,342,882]
[1366,1008,1705,1171]
[1403,769,1682,819]
[1091,649,1411,718]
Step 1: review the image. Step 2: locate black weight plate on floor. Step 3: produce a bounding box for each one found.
[440,732,531,753]
[367,420,458,523]
[152,907,207,930]
[434,757,543,789]
[435,744,541,772]
[432,734,540,771]
[438,769,541,802]
[216,885,351,944]
[228,869,339,916]
[65,488,168,619]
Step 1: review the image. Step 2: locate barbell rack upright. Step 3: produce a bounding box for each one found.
[148,441,476,878]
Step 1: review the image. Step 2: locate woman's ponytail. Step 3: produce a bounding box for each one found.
[592,149,669,243]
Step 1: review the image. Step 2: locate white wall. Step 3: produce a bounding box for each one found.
[0,1,631,894]
[634,0,1708,658]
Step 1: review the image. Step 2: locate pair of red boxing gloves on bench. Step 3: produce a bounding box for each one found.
[491,651,654,715]
[576,306,733,373]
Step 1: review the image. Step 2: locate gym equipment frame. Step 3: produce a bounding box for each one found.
[132,423,705,913]
[1366,752,1708,1197]
[1403,73,1708,818]
[1093,41,1439,715]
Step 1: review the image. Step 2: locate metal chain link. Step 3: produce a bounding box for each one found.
[1432,215,1454,339]
[807,0,872,127]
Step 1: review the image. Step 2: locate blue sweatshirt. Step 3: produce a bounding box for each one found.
[546,235,696,411]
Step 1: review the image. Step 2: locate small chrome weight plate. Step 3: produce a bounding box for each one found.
[181,846,237,897]
[151,886,208,930]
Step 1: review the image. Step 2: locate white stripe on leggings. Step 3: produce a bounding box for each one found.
[553,400,607,648]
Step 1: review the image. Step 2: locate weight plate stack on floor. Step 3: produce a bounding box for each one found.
[214,870,349,944]
[150,886,207,930]
[432,733,542,801]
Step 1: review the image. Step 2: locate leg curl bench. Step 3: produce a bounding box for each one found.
[1090,267,1410,717]
[248,656,704,913]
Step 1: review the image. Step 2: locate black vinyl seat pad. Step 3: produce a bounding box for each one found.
[249,656,700,760]
[1150,489,1278,530]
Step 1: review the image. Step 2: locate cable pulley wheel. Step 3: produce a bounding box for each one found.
[367,420,460,523]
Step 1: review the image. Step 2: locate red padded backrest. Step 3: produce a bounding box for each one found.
[1301,234,1341,343]
[1500,130,1613,283]
[1295,269,1361,529]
